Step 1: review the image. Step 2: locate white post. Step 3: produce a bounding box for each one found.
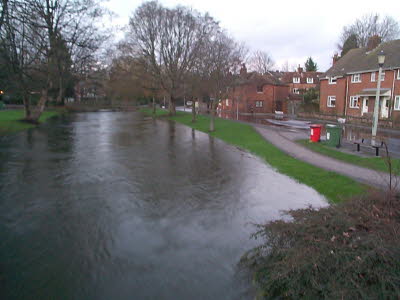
[371,66,382,145]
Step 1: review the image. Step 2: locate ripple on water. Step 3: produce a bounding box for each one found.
[0,112,326,300]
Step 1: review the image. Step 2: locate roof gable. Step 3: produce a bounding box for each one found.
[324,39,400,77]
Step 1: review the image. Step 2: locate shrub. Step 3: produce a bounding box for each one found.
[241,191,400,299]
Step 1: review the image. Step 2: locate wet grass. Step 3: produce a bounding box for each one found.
[0,110,62,135]
[297,139,399,173]
[141,108,367,203]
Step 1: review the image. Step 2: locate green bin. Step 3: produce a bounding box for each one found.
[325,124,342,147]
[0,101,4,110]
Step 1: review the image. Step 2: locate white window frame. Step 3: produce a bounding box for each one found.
[293,77,300,83]
[349,96,359,108]
[306,77,313,84]
[225,99,229,107]
[255,100,263,108]
[394,96,400,111]
[380,71,385,81]
[328,77,337,84]
[327,96,336,107]
[397,70,400,80]
[293,88,300,94]
[351,73,361,83]
[371,72,376,82]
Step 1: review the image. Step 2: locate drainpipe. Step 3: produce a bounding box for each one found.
[390,70,396,119]
[344,76,349,117]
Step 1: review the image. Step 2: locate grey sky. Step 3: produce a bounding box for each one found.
[104,0,400,72]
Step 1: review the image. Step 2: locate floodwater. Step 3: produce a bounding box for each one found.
[0,112,326,300]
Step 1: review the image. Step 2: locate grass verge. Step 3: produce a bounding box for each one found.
[140,108,367,203]
[297,139,399,173]
[0,109,63,135]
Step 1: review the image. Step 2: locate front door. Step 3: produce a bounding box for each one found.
[362,97,368,115]
[380,97,389,119]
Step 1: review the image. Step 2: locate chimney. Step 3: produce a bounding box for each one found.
[367,35,382,51]
[297,65,303,73]
[240,63,247,77]
[332,53,339,66]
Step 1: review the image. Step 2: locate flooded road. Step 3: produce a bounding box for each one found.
[0,112,326,300]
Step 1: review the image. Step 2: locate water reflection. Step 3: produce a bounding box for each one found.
[0,112,326,300]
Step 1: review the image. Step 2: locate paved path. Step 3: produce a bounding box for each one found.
[252,124,398,190]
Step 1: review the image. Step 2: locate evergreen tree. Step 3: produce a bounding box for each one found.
[305,57,318,72]
[341,34,358,57]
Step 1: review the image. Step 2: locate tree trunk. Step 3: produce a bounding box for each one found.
[56,77,64,106]
[191,98,196,122]
[209,100,215,132]
[30,88,48,122]
[23,92,31,120]
[169,96,176,115]
[152,96,156,117]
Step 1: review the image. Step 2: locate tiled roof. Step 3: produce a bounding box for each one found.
[280,71,323,84]
[235,71,285,86]
[324,39,400,78]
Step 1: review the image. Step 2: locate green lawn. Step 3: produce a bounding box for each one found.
[297,139,399,173]
[0,110,62,135]
[141,108,367,203]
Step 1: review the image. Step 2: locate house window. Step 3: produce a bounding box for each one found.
[349,96,359,108]
[306,77,313,84]
[351,73,361,83]
[225,99,229,107]
[256,85,263,93]
[395,96,400,110]
[380,71,385,81]
[327,96,336,107]
[397,70,400,80]
[371,72,376,82]
[293,88,300,94]
[329,77,337,84]
[293,77,300,83]
[255,100,263,107]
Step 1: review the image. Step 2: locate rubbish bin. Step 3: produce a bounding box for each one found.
[0,101,4,110]
[325,124,342,147]
[310,124,322,142]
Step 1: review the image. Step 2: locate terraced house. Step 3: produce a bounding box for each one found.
[320,39,400,124]
[221,65,289,114]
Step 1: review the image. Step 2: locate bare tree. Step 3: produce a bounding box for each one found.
[0,0,107,122]
[338,14,400,50]
[280,60,296,72]
[127,1,217,115]
[0,0,7,30]
[248,50,274,74]
[200,31,246,131]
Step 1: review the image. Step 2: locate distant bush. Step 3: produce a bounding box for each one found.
[241,191,400,299]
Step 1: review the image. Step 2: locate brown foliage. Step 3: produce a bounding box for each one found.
[241,191,400,299]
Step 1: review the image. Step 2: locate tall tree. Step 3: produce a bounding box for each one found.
[338,14,400,50]
[304,57,317,72]
[0,0,107,122]
[248,50,274,74]
[340,33,358,57]
[0,0,7,30]
[127,1,217,115]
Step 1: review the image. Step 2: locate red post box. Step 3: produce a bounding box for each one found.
[310,124,322,142]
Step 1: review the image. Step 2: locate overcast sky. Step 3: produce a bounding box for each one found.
[104,0,400,72]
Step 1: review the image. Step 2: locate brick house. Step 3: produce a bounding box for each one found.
[221,65,290,114]
[320,39,400,123]
[280,66,323,97]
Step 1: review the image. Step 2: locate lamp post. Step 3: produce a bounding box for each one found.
[371,50,385,145]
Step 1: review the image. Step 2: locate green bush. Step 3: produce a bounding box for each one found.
[241,191,400,299]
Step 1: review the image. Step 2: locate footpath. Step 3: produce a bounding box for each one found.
[251,123,398,190]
